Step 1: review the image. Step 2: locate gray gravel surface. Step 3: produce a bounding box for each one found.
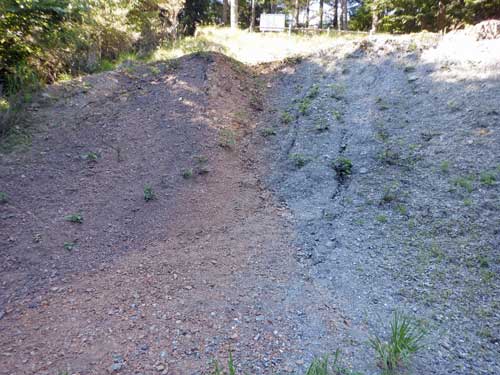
[260,36,500,374]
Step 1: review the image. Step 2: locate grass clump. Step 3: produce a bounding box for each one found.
[298,98,312,115]
[281,111,293,124]
[480,172,496,186]
[182,168,193,179]
[290,153,310,168]
[332,157,352,180]
[64,241,77,251]
[261,128,277,137]
[306,84,320,99]
[453,175,474,193]
[212,352,237,375]
[81,151,100,163]
[218,128,236,148]
[369,311,425,372]
[376,214,388,223]
[143,184,155,201]
[0,192,8,204]
[65,214,83,224]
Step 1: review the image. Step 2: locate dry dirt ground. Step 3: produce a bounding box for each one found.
[1,33,499,375]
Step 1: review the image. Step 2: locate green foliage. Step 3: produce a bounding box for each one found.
[65,213,83,223]
[281,111,293,124]
[332,157,353,180]
[369,311,425,372]
[261,127,277,137]
[143,184,155,201]
[480,172,496,186]
[218,128,236,148]
[350,0,500,33]
[64,241,77,251]
[290,153,309,168]
[182,168,193,179]
[0,192,8,204]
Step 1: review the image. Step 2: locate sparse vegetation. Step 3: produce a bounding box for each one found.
[369,312,425,372]
[298,98,312,115]
[65,214,83,224]
[376,214,388,223]
[218,129,236,148]
[290,153,309,168]
[182,168,194,179]
[143,184,155,202]
[332,157,353,180]
[64,241,77,251]
[480,172,496,186]
[0,192,8,204]
[281,111,294,124]
[261,128,277,137]
[81,151,100,163]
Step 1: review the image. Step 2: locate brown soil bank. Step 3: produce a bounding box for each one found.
[0,53,332,374]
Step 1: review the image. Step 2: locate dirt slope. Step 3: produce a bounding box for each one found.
[0,53,334,374]
[263,36,500,374]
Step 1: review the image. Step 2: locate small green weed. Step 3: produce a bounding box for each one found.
[328,83,346,100]
[376,214,388,223]
[64,241,77,251]
[332,110,342,121]
[298,98,311,115]
[315,120,329,132]
[332,157,352,180]
[480,172,496,186]
[369,311,425,372]
[261,128,277,137]
[281,111,293,124]
[306,84,320,99]
[0,192,8,204]
[182,168,193,179]
[65,214,83,224]
[81,151,100,163]
[143,184,155,201]
[440,161,450,173]
[218,129,236,148]
[290,153,309,168]
[212,352,237,375]
[396,204,407,215]
[453,176,474,193]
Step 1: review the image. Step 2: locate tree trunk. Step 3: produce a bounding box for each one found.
[370,1,379,33]
[230,0,238,29]
[341,0,347,30]
[306,0,310,28]
[333,0,338,29]
[250,0,256,32]
[294,0,299,26]
[319,0,324,29]
[222,0,229,25]
[437,0,447,31]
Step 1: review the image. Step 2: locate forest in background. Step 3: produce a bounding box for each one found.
[0,0,499,102]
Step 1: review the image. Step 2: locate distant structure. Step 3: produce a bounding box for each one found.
[260,13,286,32]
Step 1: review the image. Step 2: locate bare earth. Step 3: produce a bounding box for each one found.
[1,34,499,375]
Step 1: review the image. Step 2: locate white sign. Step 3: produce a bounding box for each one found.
[260,14,286,32]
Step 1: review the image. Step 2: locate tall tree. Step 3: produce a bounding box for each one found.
[306,0,310,28]
[437,0,447,31]
[333,0,338,29]
[230,0,238,29]
[250,0,256,31]
[340,0,347,30]
[294,0,300,26]
[319,0,324,28]
[223,0,229,25]
[371,0,379,33]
